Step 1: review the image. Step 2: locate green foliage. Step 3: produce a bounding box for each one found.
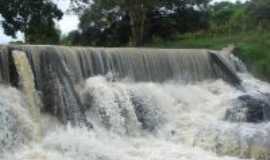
[0,0,63,44]
[210,2,236,26]
[71,0,160,46]
[209,1,249,33]
[228,7,248,32]
[209,0,270,33]
[61,30,82,46]
[248,0,270,30]
[68,0,211,46]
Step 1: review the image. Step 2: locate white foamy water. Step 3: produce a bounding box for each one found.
[2,74,270,160]
[0,85,34,155]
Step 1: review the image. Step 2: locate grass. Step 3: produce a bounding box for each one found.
[147,31,270,81]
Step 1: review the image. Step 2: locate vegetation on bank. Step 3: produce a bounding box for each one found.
[147,31,270,81]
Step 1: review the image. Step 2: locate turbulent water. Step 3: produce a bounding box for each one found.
[1,45,270,160]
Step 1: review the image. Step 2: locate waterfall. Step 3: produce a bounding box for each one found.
[1,45,270,160]
[0,45,242,125]
[0,45,241,84]
[12,50,42,140]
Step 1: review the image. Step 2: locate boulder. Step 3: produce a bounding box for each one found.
[226,93,270,123]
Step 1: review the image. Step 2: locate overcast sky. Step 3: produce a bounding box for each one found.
[0,0,247,44]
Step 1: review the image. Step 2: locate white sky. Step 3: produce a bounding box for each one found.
[0,0,247,44]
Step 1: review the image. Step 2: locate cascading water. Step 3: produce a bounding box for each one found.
[0,45,270,160]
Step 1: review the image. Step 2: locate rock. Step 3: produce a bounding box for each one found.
[226,93,270,123]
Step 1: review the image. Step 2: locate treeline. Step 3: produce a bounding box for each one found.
[0,0,63,44]
[63,0,210,46]
[208,0,270,35]
[0,0,269,46]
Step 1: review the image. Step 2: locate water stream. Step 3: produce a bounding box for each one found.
[0,45,270,160]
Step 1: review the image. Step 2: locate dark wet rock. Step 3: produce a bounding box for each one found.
[226,93,270,123]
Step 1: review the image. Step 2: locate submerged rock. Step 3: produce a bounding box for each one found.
[226,93,270,123]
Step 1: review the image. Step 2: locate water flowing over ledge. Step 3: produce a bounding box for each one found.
[0,45,243,124]
[0,45,242,84]
[0,45,270,160]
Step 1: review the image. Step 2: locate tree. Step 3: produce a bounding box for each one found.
[228,5,249,32]
[146,5,209,41]
[209,1,250,33]
[72,0,158,46]
[78,5,131,46]
[61,30,82,46]
[71,0,211,46]
[248,0,270,29]
[209,2,237,26]
[0,0,63,44]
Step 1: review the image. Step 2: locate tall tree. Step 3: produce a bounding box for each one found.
[72,0,158,46]
[72,0,211,46]
[0,0,63,44]
[248,0,270,28]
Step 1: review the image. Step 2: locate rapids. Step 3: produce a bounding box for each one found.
[0,45,270,160]
[1,74,270,160]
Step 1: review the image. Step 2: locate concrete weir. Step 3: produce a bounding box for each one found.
[0,45,242,125]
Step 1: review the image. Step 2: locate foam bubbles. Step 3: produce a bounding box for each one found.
[2,74,270,160]
[0,85,34,155]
